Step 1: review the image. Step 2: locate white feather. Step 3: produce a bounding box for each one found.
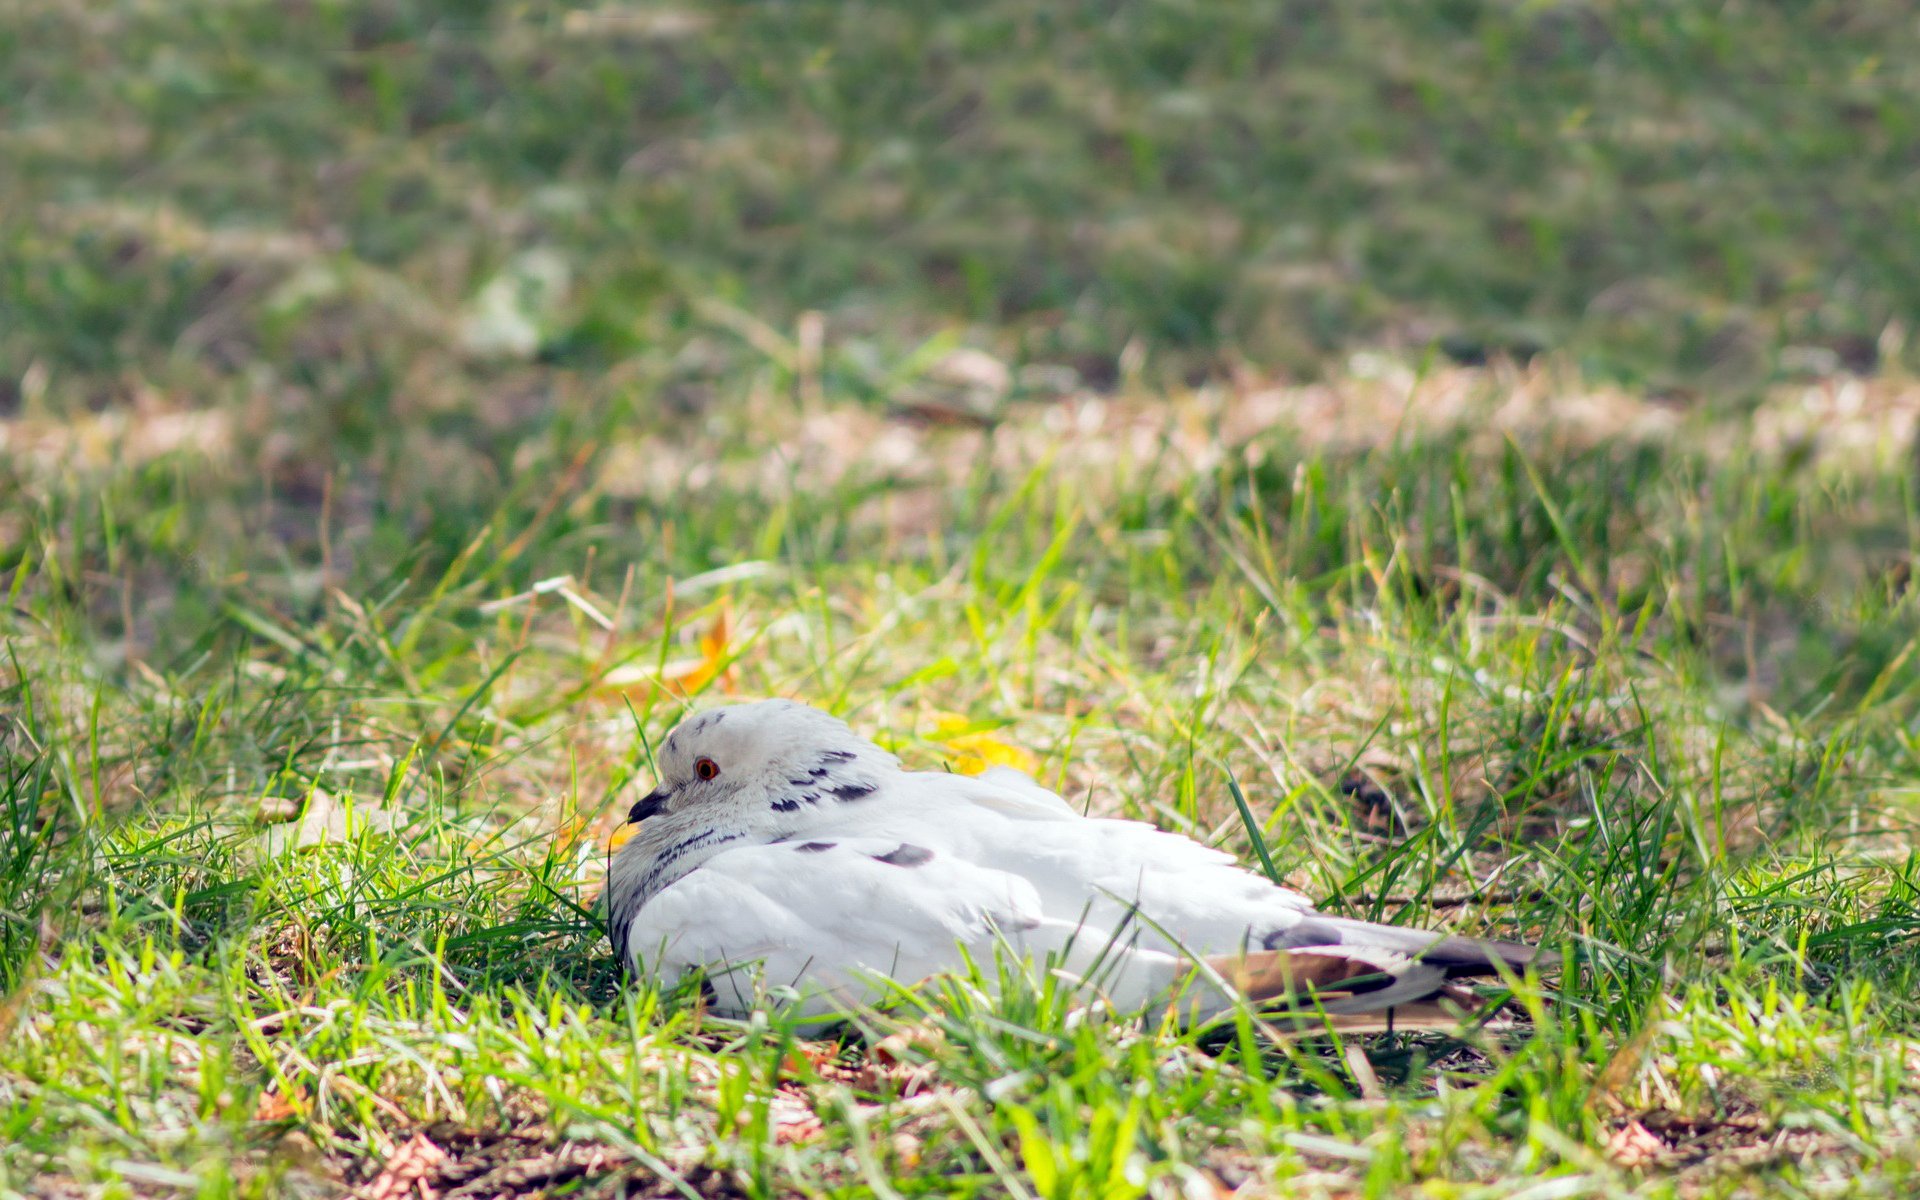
[608,700,1546,1025]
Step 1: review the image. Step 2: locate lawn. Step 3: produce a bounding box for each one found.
[4,2,1920,1197]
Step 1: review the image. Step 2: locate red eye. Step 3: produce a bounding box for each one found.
[694,757,720,781]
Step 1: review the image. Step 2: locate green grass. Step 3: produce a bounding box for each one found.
[6,398,1919,1196]
[6,1,1920,1196]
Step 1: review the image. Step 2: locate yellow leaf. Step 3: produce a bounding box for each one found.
[598,603,741,699]
[929,711,1040,776]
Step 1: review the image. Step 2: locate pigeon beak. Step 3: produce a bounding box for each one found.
[627,788,669,824]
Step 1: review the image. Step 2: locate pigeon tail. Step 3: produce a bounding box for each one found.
[1195,934,1553,1032]
[1265,915,1557,979]
[1409,930,1556,978]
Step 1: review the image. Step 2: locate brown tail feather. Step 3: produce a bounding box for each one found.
[1203,947,1535,1033]
[1214,950,1388,1003]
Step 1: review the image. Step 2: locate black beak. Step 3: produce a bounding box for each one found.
[627,788,669,824]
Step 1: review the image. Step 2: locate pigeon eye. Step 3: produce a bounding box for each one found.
[694,757,720,781]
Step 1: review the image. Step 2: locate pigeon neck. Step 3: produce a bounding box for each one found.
[608,824,755,964]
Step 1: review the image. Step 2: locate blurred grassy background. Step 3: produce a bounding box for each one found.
[6,0,1918,399]
[6,0,1919,666]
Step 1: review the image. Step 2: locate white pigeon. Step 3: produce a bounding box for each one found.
[606,699,1551,1029]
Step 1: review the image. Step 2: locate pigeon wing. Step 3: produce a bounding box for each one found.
[622,836,1053,1020]
[884,772,1552,1015]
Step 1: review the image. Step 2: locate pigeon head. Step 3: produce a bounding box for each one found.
[631,698,897,825]
[606,700,898,939]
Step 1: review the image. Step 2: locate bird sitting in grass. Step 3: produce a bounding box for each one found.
[606,699,1553,1029]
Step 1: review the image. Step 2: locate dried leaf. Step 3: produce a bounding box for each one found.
[779,1041,841,1080]
[258,788,402,855]
[358,1132,450,1200]
[1606,1119,1671,1168]
[766,1093,824,1145]
[252,1083,308,1123]
[256,795,302,823]
[859,1026,946,1097]
[872,1025,946,1065]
